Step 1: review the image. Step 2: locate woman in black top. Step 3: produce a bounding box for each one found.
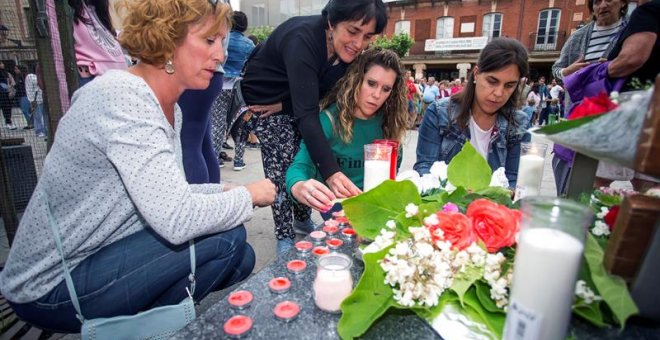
[13,65,31,129]
[240,0,387,253]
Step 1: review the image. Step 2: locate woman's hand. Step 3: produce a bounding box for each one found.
[249,102,283,119]
[245,179,276,207]
[326,172,362,198]
[561,56,590,77]
[291,179,335,212]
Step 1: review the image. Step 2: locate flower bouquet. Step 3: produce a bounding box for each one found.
[337,143,637,339]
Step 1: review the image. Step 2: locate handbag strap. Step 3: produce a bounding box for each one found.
[46,201,196,323]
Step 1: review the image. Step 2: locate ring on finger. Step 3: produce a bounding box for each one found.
[304,194,312,201]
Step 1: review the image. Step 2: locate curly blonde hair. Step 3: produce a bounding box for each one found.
[320,47,408,144]
[117,0,232,66]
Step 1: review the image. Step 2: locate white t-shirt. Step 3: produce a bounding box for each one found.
[550,85,564,100]
[469,116,493,161]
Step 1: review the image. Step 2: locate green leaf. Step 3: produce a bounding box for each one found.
[474,187,514,207]
[338,247,394,340]
[535,114,603,135]
[474,280,505,314]
[573,301,608,328]
[450,265,483,306]
[416,291,459,320]
[583,233,638,328]
[343,180,421,240]
[447,142,491,190]
[462,287,506,338]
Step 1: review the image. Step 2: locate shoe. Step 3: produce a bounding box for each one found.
[222,142,234,150]
[293,218,317,235]
[6,124,16,130]
[219,160,225,168]
[220,152,233,162]
[277,238,295,255]
[233,162,246,171]
[23,125,33,130]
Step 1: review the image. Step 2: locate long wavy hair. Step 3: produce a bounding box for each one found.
[450,38,528,131]
[321,47,408,144]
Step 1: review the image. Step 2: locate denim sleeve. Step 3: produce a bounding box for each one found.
[504,112,532,188]
[414,101,448,175]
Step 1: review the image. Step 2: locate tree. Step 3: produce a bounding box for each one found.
[247,26,274,44]
[372,33,414,58]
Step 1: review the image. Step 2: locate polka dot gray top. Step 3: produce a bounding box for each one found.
[0,70,253,303]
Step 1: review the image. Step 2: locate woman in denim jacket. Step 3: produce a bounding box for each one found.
[414,38,531,188]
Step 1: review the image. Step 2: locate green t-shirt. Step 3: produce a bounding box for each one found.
[286,103,385,195]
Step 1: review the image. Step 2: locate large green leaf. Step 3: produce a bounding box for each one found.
[474,280,505,314]
[462,286,506,338]
[343,180,421,240]
[447,142,491,190]
[474,187,514,207]
[451,265,483,306]
[583,233,638,327]
[338,247,394,340]
[535,114,603,135]
[573,302,607,328]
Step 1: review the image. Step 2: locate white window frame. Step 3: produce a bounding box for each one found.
[394,20,411,36]
[482,13,502,39]
[436,17,454,39]
[536,9,561,50]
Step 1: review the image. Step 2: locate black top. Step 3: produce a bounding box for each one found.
[608,0,660,86]
[241,15,348,179]
[14,74,26,98]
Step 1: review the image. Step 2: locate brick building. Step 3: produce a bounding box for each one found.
[383,0,638,82]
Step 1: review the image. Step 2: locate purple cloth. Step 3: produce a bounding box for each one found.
[563,61,626,103]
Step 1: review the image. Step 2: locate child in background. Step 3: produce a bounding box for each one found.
[547,98,560,125]
[522,98,536,129]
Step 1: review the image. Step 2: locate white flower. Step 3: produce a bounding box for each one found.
[489,167,510,188]
[429,161,449,180]
[591,220,611,237]
[646,187,660,198]
[575,280,603,304]
[420,173,441,193]
[394,242,410,256]
[452,251,469,269]
[423,214,440,226]
[596,207,610,219]
[410,226,432,242]
[444,181,457,193]
[396,170,422,193]
[385,220,397,229]
[416,242,435,258]
[405,203,419,218]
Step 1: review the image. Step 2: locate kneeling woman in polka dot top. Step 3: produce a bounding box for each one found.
[0,0,275,333]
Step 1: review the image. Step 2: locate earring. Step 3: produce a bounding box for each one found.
[473,79,477,84]
[164,60,175,74]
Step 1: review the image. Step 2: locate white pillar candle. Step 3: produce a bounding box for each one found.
[515,154,545,199]
[363,159,390,191]
[504,228,584,340]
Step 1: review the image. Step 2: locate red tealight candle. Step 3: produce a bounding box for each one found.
[334,216,349,224]
[324,219,339,228]
[322,225,339,235]
[326,238,343,250]
[341,228,356,239]
[227,290,253,309]
[310,230,327,244]
[332,210,345,218]
[312,246,330,257]
[295,240,313,254]
[269,277,292,294]
[287,259,307,274]
[224,315,253,337]
[273,301,300,322]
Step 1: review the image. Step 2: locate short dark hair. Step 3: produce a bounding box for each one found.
[232,11,248,33]
[587,0,628,19]
[322,0,387,34]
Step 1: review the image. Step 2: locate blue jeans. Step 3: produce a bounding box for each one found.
[19,96,31,125]
[9,226,254,333]
[32,103,46,135]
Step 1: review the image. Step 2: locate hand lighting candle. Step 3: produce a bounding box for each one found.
[514,143,547,200]
[313,253,353,313]
[363,144,392,191]
[504,197,592,340]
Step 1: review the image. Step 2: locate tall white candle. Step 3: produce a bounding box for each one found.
[363,159,390,191]
[515,154,545,199]
[313,264,353,313]
[504,228,584,340]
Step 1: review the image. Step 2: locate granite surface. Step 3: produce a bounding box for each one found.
[173,234,659,340]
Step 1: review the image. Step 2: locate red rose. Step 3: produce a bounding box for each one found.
[603,205,620,230]
[568,92,618,120]
[466,199,521,252]
[428,212,475,250]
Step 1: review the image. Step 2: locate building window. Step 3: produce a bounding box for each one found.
[252,5,266,27]
[395,20,411,35]
[436,17,454,39]
[459,16,477,37]
[536,9,561,49]
[482,13,502,39]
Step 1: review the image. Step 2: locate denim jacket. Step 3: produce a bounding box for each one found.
[224,31,255,78]
[414,98,531,188]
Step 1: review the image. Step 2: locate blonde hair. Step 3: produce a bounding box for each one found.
[320,47,408,144]
[117,0,232,66]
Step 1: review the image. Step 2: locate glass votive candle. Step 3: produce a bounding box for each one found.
[227,290,253,310]
[334,216,350,227]
[322,225,339,236]
[273,301,301,322]
[326,238,343,250]
[313,253,353,313]
[295,240,313,255]
[312,246,330,257]
[310,230,327,244]
[514,142,548,200]
[286,259,307,275]
[224,315,253,338]
[324,219,339,228]
[332,210,345,218]
[341,227,356,240]
[269,277,291,294]
[364,143,392,191]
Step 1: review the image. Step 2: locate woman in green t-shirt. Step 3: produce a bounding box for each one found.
[286,48,408,214]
